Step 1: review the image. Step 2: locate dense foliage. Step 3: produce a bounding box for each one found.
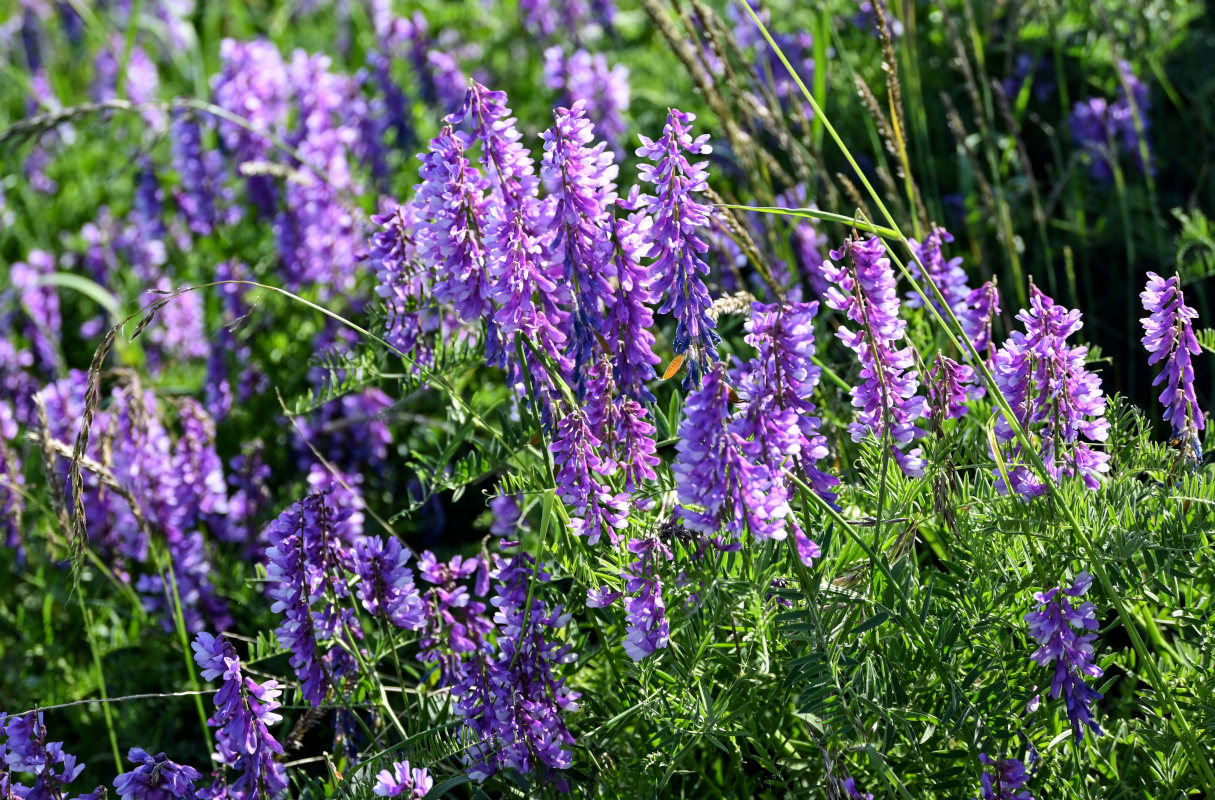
[2,0,1214,798]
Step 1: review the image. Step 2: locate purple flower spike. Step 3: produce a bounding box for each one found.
[1024,572,1104,743]
[673,363,791,543]
[928,353,983,423]
[114,748,203,800]
[544,48,630,154]
[635,109,720,387]
[735,301,839,505]
[540,101,618,391]
[991,285,1109,497]
[959,279,1002,361]
[907,225,972,317]
[552,409,629,545]
[414,126,493,328]
[353,536,426,631]
[191,632,288,800]
[1,711,101,800]
[821,235,927,476]
[1141,272,1204,455]
[623,537,672,661]
[373,760,433,798]
[264,492,362,707]
[976,753,1034,800]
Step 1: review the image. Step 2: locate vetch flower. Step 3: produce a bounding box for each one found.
[635,109,720,387]
[991,285,1109,497]
[672,363,791,543]
[191,632,288,800]
[1141,272,1204,458]
[352,536,426,631]
[1024,572,1104,743]
[551,408,629,545]
[373,760,433,798]
[623,537,672,661]
[113,748,203,800]
[975,753,1033,800]
[821,235,927,476]
[264,491,362,707]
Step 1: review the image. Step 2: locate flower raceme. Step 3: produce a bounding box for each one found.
[1024,572,1104,743]
[821,235,927,476]
[990,285,1109,498]
[635,109,720,388]
[1140,272,1204,457]
[192,632,288,800]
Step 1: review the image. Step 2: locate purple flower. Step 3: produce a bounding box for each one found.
[371,201,445,367]
[673,363,791,543]
[7,249,61,371]
[1,711,101,800]
[447,82,539,213]
[0,402,24,559]
[1070,62,1152,181]
[551,408,629,545]
[821,235,927,476]
[170,109,237,236]
[605,200,661,401]
[623,537,672,660]
[413,126,493,330]
[1024,572,1104,742]
[635,109,720,387]
[520,0,590,38]
[457,552,580,781]
[928,353,983,423]
[976,753,1033,800]
[1140,272,1204,454]
[264,491,362,707]
[544,48,630,153]
[959,279,1002,361]
[991,285,1109,497]
[373,761,432,798]
[211,39,290,215]
[587,586,622,607]
[539,100,617,391]
[735,301,839,506]
[906,225,972,317]
[113,748,202,800]
[352,535,426,630]
[191,632,288,800]
[416,551,495,688]
[489,493,524,538]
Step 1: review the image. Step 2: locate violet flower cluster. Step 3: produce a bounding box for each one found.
[459,552,580,782]
[264,490,362,707]
[990,286,1110,497]
[1140,272,1204,456]
[821,235,928,475]
[35,374,230,632]
[673,363,791,544]
[372,761,432,798]
[622,537,672,661]
[192,632,289,800]
[543,48,630,153]
[113,749,202,800]
[1,711,102,800]
[1069,61,1152,181]
[975,754,1033,800]
[635,109,720,387]
[1024,572,1104,743]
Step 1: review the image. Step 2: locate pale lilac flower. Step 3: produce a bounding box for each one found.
[1140,272,1204,455]
[821,235,927,476]
[991,286,1109,497]
[373,761,432,798]
[1024,572,1104,742]
[635,109,720,386]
